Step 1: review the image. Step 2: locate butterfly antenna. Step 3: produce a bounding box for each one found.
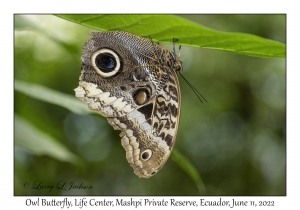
[173,38,176,55]
[179,45,181,58]
[179,72,207,103]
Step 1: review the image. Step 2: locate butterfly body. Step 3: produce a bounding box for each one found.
[75,31,181,178]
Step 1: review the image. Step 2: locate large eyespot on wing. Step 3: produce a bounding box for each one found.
[90,48,122,78]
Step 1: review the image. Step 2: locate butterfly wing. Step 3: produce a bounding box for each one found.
[75,31,182,178]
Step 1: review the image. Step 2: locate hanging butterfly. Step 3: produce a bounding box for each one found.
[75,31,183,178]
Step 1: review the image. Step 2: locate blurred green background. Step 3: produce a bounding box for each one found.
[14,15,286,195]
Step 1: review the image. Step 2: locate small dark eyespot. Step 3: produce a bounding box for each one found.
[151,171,156,175]
[140,149,152,161]
[120,86,126,91]
[142,152,149,160]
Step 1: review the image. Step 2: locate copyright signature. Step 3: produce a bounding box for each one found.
[22,181,54,192]
[22,181,30,189]
[21,181,93,192]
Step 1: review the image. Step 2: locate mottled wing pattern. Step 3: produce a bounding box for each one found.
[75,31,182,178]
[117,67,181,178]
[152,70,181,156]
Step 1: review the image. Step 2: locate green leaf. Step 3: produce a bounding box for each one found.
[56,14,285,58]
[14,79,93,115]
[15,115,81,164]
[171,149,206,195]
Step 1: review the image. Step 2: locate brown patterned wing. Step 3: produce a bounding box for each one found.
[151,70,181,162]
[75,31,182,178]
[105,68,181,178]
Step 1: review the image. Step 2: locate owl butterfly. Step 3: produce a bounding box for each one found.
[75,31,182,178]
